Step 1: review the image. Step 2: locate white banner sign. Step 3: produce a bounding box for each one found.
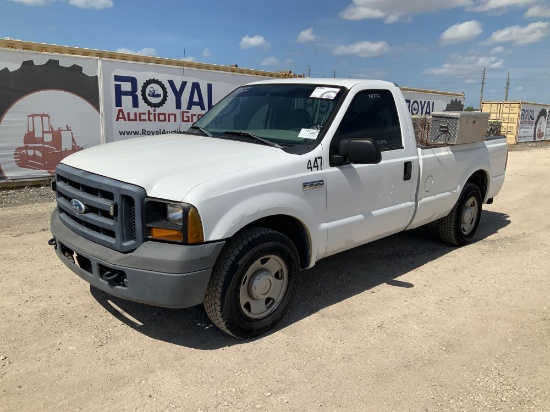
[402,90,465,116]
[0,49,100,181]
[101,60,270,142]
[518,104,550,142]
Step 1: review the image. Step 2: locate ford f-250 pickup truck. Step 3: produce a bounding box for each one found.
[49,79,507,338]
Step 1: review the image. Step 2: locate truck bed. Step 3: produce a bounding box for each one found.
[408,136,507,230]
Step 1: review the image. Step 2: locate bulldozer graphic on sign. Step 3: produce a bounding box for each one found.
[14,113,83,173]
[148,86,162,98]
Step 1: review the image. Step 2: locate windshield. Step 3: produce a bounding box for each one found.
[192,84,345,146]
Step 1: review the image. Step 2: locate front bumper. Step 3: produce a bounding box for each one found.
[50,211,225,308]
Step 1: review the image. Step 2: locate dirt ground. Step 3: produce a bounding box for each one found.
[1,145,549,412]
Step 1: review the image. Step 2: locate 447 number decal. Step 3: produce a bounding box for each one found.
[307,157,323,171]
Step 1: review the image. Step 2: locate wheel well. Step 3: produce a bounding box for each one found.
[466,170,489,201]
[239,215,311,269]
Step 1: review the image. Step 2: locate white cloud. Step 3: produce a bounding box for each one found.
[490,46,505,54]
[524,5,550,18]
[440,21,483,45]
[10,0,113,8]
[9,0,52,5]
[339,0,472,23]
[516,86,524,91]
[424,53,504,78]
[464,78,478,84]
[339,0,544,22]
[354,68,390,78]
[483,21,550,46]
[261,57,293,66]
[262,57,280,66]
[240,35,269,50]
[116,47,157,57]
[340,5,385,20]
[332,41,390,58]
[182,56,197,62]
[296,27,319,43]
[471,0,538,13]
[202,48,211,57]
[68,0,112,9]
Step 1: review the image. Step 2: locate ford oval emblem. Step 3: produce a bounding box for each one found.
[70,199,87,214]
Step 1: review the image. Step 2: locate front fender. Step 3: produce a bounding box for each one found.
[186,168,327,266]
[209,191,325,266]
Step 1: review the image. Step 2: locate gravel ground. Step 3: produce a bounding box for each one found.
[0,145,549,412]
[0,185,54,208]
[507,140,550,151]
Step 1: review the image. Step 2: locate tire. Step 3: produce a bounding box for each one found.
[204,227,300,339]
[439,183,482,246]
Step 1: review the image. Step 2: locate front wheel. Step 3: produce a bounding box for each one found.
[439,183,482,246]
[204,227,300,339]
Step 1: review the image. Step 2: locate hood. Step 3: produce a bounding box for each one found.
[61,134,286,201]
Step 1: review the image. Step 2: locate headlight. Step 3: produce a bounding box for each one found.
[167,204,183,225]
[144,199,204,244]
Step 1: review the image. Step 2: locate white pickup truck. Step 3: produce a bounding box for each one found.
[50,78,507,338]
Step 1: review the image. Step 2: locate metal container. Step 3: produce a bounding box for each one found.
[429,112,489,145]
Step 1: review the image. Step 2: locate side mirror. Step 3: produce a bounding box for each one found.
[334,138,382,165]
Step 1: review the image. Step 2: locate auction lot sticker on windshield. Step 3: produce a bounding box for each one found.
[298,128,320,140]
[310,87,339,100]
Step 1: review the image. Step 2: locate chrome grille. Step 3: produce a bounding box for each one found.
[55,164,146,253]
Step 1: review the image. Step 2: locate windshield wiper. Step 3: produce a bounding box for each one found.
[188,125,212,137]
[223,131,281,148]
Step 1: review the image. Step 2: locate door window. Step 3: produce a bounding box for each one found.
[338,90,402,151]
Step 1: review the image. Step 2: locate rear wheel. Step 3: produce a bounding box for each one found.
[204,227,300,339]
[439,183,482,246]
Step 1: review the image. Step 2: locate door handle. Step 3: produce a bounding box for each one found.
[404,161,412,181]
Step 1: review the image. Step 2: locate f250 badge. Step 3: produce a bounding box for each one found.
[302,180,325,191]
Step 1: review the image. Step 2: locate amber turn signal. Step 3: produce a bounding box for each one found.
[150,227,184,242]
[187,207,204,244]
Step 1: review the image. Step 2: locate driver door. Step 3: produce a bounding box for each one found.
[324,89,417,257]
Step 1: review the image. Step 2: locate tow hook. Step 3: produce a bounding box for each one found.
[101,271,119,283]
[63,251,75,264]
[48,237,57,248]
[100,269,127,287]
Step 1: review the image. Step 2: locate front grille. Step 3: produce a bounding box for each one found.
[55,164,146,253]
[129,204,136,241]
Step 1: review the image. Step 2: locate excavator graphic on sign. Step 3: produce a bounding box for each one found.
[14,114,83,174]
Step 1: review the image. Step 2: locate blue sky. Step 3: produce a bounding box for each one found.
[1,0,549,107]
